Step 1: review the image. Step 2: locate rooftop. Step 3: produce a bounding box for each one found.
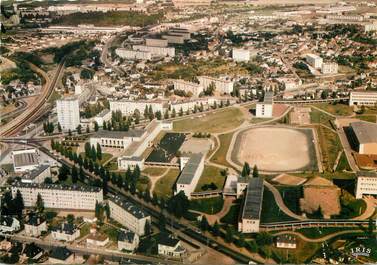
[241,178,264,220]
[176,153,204,185]
[92,129,146,139]
[13,152,39,168]
[12,182,102,193]
[108,194,148,219]
[21,164,50,180]
[157,233,180,247]
[118,229,136,243]
[262,91,274,104]
[350,121,377,144]
[49,247,72,261]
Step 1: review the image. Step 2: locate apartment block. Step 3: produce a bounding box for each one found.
[56,97,80,131]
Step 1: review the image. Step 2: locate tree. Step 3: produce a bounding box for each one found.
[256,232,273,246]
[252,165,259,178]
[241,162,250,177]
[14,190,24,218]
[179,107,183,116]
[71,165,78,184]
[212,221,220,237]
[36,193,44,213]
[225,226,234,243]
[80,68,94,79]
[90,145,97,161]
[86,124,90,133]
[79,166,85,181]
[57,122,62,133]
[67,214,75,224]
[155,111,162,120]
[144,219,151,235]
[172,108,176,118]
[94,121,99,132]
[164,109,169,119]
[96,143,102,161]
[84,142,91,157]
[200,216,209,231]
[76,124,82,134]
[58,164,70,182]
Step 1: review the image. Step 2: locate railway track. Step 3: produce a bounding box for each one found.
[0,60,65,137]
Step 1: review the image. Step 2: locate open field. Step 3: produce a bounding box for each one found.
[142,167,167,176]
[173,108,244,133]
[194,165,226,192]
[210,132,236,169]
[292,171,356,180]
[233,127,317,172]
[153,168,180,199]
[220,204,241,225]
[189,196,224,215]
[310,108,335,128]
[312,103,353,116]
[261,189,296,223]
[315,125,343,172]
[356,114,377,123]
[136,175,151,193]
[79,152,113,165]
[270,239,321,264]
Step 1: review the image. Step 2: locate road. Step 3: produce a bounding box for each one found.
[100,34,125,76]
[0,60,65,137]
[3,233,182,265]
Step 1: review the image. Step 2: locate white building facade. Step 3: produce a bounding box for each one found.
[56,97,80,131]
[306,54,323,69]
[197,76,234,94]
[355,172,377,199]
[349,91,377,106]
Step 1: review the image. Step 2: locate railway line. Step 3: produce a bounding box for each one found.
[0,60,65,137]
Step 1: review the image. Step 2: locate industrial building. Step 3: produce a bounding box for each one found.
[56,97,80,131]
[256,91,274,118]
[349,91,377,106]
[349,121,377,155]
[11,148,39,173]
[238,178,264,233]
[175,153,205,199]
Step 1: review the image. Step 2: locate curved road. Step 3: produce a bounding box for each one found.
[0,61,65,137]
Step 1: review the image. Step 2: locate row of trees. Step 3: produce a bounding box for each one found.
[241,162,259,178]
[1,190,24,218]
[84,142,102,161]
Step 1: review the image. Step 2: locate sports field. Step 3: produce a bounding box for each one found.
[233,126,317,172]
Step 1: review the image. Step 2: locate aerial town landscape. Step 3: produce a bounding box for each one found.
[0,0,377,264]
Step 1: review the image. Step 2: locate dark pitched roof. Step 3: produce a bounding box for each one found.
[241,178,264,220]
[51,223,77,235]
[118,230,136,243]
[157,233,180,247]
[49,247,72,261]
[24,243,43,259]
[26,214,45,226]
[108,194,148,219]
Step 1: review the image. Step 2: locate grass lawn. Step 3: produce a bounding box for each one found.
[316,125,343,172]
[173,107,245,133]
[335,151,351,171]
[296,227,359,239]
[293,171,356,180]
[271,239,321,263]
[79,223,91,238]
[80,152,113,165]
[313,103,353,116]
[47,89,61,104]
[153,168,180,199]
[337,192,367,219]
[105,160,118,171]
[250,117,273,124]
[1,163,14,173]
[100,224,119,242]
[220,204,241,225]
[310,108,335,128]
[142,167,167,176]
[194,165,226,192]
[277,186,302,215]
[189,196,224,215]
[356,115,377,123]
[260,189,296,224]
[210,132,236,169]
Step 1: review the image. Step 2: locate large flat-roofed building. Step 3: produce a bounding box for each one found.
[118,156,145,170]
[11,182,103,211]
[172,79,203,97]
[232,48,250,62]
[145,38,168,47]
[355,171,377,199]
[349,91,377,106]
[169,28,191,40]
[349,121,377,155]
[109,99,166,116]
[20,164,50,184]
[175,153,205,199]
[256,91,273,118]
[93,109,111,126]
[107,194,151,236]
[133,45,175,57]
[115,48,151,60]
[12,148,39,173]
[306,54,323,69]
[198,76,234,94]
[90,129,146,149]
[170,97,219,113]
[162,34,185,44]
[238,178,264,233]
[56,97,80,131]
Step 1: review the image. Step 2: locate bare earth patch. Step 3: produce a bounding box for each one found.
[235,127,316,172]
